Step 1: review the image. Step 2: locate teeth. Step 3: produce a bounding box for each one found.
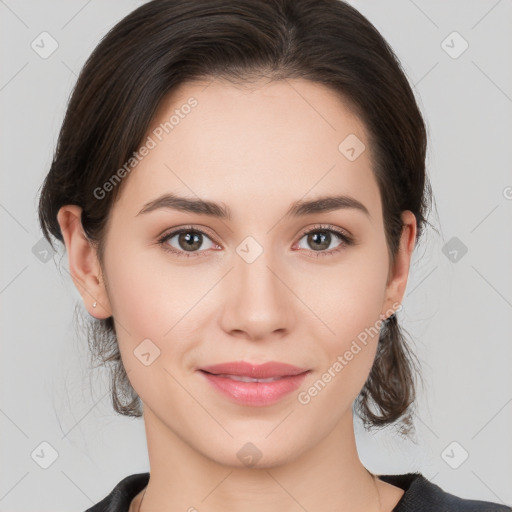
[217,374,282,383]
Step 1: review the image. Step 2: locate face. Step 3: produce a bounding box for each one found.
[60,78,416,468]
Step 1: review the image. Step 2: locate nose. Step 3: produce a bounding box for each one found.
[217,242,296,341]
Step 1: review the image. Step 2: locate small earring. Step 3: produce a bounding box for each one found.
[92,301,97,308]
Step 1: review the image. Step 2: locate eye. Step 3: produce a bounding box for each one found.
[294,224,354,257]
[157,226,219,258]
[157,223,354,259]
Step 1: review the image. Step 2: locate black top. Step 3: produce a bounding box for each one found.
[84,472,512,512]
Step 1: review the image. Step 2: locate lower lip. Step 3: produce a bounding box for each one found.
[199,370,309,406]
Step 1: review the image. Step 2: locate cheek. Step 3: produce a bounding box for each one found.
[104,244,207,337]
[103,255,196,407]
[303,241,389,343]
[102,246,214,378]
[299,239,389,391]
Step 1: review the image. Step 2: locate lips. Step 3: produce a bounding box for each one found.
[197,361,310,406]
[199,361,309,379]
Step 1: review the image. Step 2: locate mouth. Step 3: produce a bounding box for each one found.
[200,373,287,383]
[199,360,309,379]
[197,361,311,406]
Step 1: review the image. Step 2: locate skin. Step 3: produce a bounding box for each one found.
[58,78,416,512]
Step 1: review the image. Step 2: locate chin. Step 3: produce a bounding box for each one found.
[201,434,305,471]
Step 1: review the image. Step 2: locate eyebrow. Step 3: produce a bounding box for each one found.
[136,192,371,220]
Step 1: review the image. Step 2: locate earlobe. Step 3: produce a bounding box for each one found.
[380,210,417,319]
[56,205,112,319]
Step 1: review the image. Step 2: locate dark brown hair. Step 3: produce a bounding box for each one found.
[38,0,432,436]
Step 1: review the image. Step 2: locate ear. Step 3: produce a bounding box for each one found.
[380,210,417,320]
[57,205,112,319]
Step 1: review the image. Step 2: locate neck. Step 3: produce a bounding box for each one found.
[137,406,389,512]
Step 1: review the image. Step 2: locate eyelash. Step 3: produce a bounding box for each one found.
[156,224,354,259]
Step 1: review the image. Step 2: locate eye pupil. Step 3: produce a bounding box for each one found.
[309,231,331,251]
[179,231,202,251]
[161,226,347,258]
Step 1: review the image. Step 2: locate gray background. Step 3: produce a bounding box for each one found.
[1,0,511,510]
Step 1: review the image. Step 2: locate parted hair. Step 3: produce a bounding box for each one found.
[38,0,432,437]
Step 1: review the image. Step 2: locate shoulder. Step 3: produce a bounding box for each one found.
[83,471,511,512]
[378,473,512,512]
[84,472,150,512]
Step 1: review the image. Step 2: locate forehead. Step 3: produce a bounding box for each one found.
[112,78,382,223]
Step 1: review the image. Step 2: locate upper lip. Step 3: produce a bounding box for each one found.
[199,361,309,379]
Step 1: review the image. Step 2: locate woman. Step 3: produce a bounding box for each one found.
[37,0,511,510]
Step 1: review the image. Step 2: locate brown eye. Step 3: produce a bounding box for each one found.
[157,227,218,258]
[305,230,333,251]
[176,231,203,251]
[295,225,354,257]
